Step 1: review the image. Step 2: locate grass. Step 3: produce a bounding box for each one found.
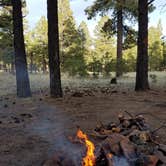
[0,71,166,96]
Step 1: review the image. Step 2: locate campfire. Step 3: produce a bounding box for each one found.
[43,112,166,166]
[77,129,96,166]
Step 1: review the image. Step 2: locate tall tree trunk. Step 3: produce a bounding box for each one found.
[12,0,31,97]
[47,0,63,97]
[116,1,123,77]
[135,0,150,91]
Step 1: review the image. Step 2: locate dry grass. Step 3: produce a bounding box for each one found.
[0,71,166,96]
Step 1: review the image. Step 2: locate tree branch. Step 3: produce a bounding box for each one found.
[148,0,155,6]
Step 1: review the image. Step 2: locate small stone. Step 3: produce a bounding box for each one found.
[4,104,8,108]
[14,119,20,123]
[20,113,33,118]
[110,78,117,84]
[111,90,118,94]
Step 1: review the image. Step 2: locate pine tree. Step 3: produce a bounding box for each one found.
[135,0,150,91]
[93,16,116,76]
[47,0,62,97]
[32,16,48,73]
[0,0,29,74]
[78,21,92,71]
[59,0,87,76]
[148,20,163,70]
[85,0,138,77]
[78,21,92,49]
[11,0,31,97]
[0,4,14,72]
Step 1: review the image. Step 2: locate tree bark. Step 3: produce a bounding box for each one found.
[12,0,31,97]
[135,0,150,91]
[47,0,63,97]
[116,0,123,77]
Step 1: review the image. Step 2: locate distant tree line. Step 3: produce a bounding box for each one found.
[0,0,166,97]
[1,0,165,76]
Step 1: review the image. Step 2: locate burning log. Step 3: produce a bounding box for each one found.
[102,134,127,156]
[44,112,165,166]
[76,129,96,166]
[120,138,136,160]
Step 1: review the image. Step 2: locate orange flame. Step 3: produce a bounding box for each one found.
[77,129,96,166]
[107,153,113,158]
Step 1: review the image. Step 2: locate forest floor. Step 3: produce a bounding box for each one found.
[0,72,166,166]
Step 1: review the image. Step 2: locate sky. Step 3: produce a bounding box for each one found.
[26,0,166,37]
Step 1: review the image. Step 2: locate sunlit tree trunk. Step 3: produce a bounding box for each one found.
[12,0,31,97]
[47,0,63,97]
[135,0,150,91]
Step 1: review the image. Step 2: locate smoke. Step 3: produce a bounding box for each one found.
[52,135,85,166]
[30,104,85,165]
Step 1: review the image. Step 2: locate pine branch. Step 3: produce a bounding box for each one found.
[148,0,155,6]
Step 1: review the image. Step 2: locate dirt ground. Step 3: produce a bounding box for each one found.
[0,88,166,166]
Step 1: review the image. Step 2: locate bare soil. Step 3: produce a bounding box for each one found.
[0,88,166,166]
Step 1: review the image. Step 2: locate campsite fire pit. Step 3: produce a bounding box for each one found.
[43,112,166,166]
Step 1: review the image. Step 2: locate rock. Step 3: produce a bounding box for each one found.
[12,101,16,105]
[14,118,20,124]
[4,104,8,108]
[11,116,21,124]
[71,92,84,97]
[111,90,118,94]
[110,78,117,84]
[20,113,33,118]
